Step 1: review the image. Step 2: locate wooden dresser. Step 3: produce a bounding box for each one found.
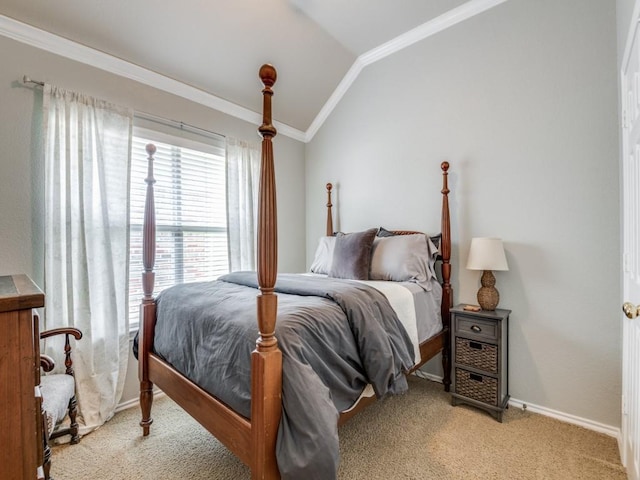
[0,274,45,479]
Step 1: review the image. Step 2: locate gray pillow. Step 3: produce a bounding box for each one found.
[369,233,438,288]
[378,226,442,256]
[328,228,378,280]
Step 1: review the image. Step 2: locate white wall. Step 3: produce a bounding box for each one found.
[306,0,621,428]
[0,35,307,403]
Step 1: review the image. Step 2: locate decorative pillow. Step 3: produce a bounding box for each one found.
[328,228,378,280]
[369,233,438,287]
[310,236,336,274]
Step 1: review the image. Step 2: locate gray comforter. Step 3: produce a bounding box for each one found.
[153,272,415,479]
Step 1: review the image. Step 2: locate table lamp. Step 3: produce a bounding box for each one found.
[466,237,509,311]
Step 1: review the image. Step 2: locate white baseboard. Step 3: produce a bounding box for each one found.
[411,371,621,440]
[115,390,165,414]
[508,397,621,440]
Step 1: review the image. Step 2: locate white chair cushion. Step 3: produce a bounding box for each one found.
[40,374,75,436]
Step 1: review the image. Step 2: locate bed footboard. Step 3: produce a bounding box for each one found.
[138,66,283,480]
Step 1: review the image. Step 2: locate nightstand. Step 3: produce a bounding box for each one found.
[450,305,510,422]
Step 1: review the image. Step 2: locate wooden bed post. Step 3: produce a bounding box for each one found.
[440,161,452,392]
[139,143,157,435]
[252,64,282,480]
[326,183,333,236]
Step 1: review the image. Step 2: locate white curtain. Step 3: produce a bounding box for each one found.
[226,137,261,271]
[43,84,133,435]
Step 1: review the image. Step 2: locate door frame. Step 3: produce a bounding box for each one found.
[620,1,640,476]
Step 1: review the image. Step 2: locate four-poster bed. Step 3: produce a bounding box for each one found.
[137,64,453,479]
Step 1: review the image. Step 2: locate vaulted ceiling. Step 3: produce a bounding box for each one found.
[0,0,502,140]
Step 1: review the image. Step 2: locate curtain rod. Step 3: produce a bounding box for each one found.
[23,75,44,87]
[21,75,226,140]
[133,111,225,140]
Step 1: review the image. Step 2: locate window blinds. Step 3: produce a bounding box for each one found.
[128,133,227,326]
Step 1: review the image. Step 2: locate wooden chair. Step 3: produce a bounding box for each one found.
[39,327,83,480]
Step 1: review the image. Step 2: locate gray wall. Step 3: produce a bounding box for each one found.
[0,35,307,403]
[306,0,621,428]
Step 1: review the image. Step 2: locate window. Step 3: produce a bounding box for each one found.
[128,128,227,327]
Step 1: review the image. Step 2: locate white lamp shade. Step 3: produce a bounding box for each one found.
[466,237,509,271]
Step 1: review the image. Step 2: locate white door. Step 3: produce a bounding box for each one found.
[621,11,640,479]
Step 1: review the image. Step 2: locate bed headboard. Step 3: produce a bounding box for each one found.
[323,161,453,329]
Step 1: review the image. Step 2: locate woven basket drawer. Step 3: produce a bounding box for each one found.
[455,337,498,373]
[455,368,498,406]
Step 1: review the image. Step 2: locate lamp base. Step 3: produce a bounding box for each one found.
[477,270,499,311]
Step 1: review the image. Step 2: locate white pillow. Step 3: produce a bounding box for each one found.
[310,236,336,274]
[369,233,438,288]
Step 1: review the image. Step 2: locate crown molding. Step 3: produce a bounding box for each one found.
[304,57,366,142]
[1,1,508,144]
[304,0,510,142]
[0,14,306,142]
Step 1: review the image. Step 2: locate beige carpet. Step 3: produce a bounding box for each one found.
[51,377,625,479]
